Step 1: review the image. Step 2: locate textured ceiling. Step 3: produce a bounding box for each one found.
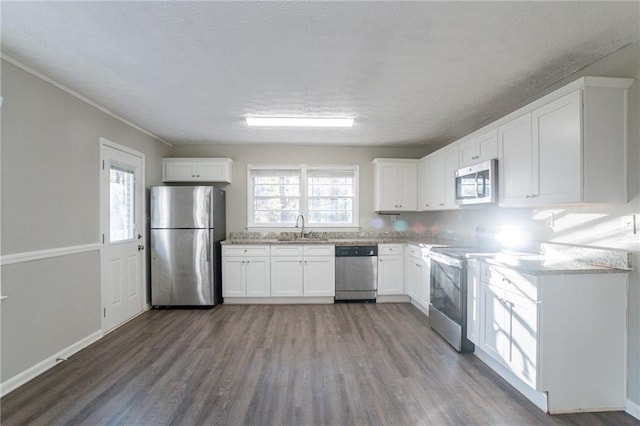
[2,1,639,147]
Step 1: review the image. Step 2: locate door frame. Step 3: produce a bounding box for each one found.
[99,137,147,333]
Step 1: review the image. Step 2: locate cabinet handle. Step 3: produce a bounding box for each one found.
[192,174,196,178]
[304,260,307,264]
[525,194,531,199]
[416,263,421,267]
[246,261,250,264]
[439,203,445,206]
[299,260,302,264]
[242,260,245,264]
[379,259,383,262]
[399,204,402,208]
[425,204,430,207]
[197,175,200,178]
[244,249,247,253]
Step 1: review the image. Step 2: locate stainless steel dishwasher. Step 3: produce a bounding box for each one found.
[335,245,378,301]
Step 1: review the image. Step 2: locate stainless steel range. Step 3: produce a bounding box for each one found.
[429,247,476,352]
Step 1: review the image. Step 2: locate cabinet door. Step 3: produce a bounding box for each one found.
[375,163,398,211]
[303,256,335,297]
[271,257,303,296]
[428,153,445,209]
[419,256,431,308]
[164,161,196,182]
[378,255,404,295]
[477,129,498,162]
[245,257,270,297]
[398,163,418,210]
[506,291,538,388]
[405,257,422,299]
[498,113,534,206]
[196,161,229,182]
[418,158,430,210]
[466,260,480,345]
[479,284,509,364]
[443,145,460,209]
[459,138,480,167]
[534,90,582,205]
[222,257,245,297]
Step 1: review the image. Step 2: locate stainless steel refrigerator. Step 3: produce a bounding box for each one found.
[150,186,225,307]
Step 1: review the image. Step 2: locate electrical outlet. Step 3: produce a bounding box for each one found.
[621,215,637,234]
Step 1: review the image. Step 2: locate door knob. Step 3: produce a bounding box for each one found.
[138,245,145,251]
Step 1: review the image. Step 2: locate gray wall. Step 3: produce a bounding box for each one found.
[169,144,430,235]
[0,60,170,381]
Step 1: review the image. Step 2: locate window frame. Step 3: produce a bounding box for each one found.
[247,164,359,229]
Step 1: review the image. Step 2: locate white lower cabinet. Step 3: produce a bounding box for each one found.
[271,256,304,296]
[473,261,628,414]
[271,245,335,298]
[222,245,270,297]
[303,256,335,297]
[405,244,431,310]
[377,244,405,295]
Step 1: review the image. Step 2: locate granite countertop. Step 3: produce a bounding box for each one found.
[468,252,630,275]
[221,233,632,275]
[221,238,440,246]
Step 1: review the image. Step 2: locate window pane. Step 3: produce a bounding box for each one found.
[308,197,353,210]
[255,183,300,197]
[254,197,300,211]
[110,165,136,242]
[308,183,353,197]
[255,210,299,224]
[308,211,352,224]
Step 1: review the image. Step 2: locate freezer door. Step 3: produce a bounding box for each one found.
[150,186,212,229]
[150,229,214,306]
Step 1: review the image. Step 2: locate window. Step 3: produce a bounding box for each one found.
[248,165,359,228]
[109,163,136,242]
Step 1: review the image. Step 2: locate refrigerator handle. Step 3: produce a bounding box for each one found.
[206,231,211,261]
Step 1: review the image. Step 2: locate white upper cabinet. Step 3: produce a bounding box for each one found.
[372,159,418,212]
[163,158,233,183]
[424,143,459,211]
[418,157,430,211]
[459,129,498,167]
[498,78,632,207]
[498,113,535,206]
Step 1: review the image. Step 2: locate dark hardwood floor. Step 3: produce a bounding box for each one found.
[2,303,638,425]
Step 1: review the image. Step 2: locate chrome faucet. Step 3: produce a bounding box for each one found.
[295,214,305,238]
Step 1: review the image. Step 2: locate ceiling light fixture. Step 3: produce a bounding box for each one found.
[246,116,354,128]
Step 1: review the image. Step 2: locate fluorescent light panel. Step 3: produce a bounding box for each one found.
[246,116,354,128]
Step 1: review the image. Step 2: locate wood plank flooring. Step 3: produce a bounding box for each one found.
[2,303,638,425]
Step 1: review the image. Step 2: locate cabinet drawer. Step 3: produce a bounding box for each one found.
[481,263,537,300]
[378,244,404,256]
[406,244,420,258]
[222,245,269,257]
[271,245,303,257]
[303,245,334,256]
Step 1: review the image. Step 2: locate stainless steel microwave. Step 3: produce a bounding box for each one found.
[454,159,498,205]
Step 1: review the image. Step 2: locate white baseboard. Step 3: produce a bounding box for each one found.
[376,295,410,303]
[627,399,640,420]
[224,297,334,304]
[0,330,103,397]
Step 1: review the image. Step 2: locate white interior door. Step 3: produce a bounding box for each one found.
[100,140,145,333]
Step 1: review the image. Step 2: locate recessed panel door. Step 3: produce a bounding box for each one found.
[101,143,144,332]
